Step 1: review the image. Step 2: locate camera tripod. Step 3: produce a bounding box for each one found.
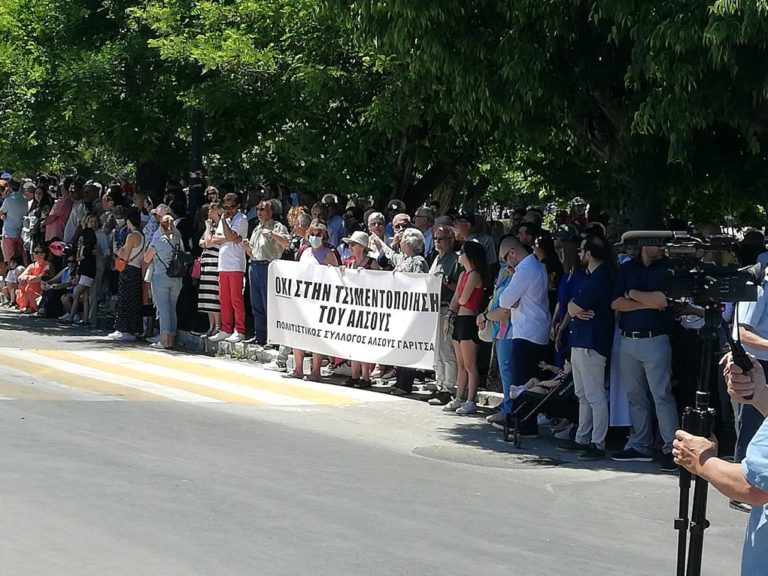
[674,304,750,576]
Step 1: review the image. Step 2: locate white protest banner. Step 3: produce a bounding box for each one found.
[267,261,441,370]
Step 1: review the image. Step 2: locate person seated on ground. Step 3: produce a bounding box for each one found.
[1,257,24,308]
[341,230,380,388]
[285,220,339,381]
[36,255,77,318]
[507,359,578,439]
[15,247,53,313]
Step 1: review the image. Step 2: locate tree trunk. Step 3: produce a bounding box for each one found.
[136,158,168,204]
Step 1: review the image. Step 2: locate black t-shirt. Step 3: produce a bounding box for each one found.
[76,227,97,278]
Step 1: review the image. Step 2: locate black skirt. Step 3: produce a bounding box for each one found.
[114,266,144,334]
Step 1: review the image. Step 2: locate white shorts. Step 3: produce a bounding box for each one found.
[78,275,94,288]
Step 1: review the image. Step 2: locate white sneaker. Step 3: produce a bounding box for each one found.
[149,342,165,350]
[225,332,244,343]
[146,335,161,344]
[370,366,383,378]
[380,368,396,380]
[116,333,136,342]
[456,400,478,415]
[553,425,573,441]
[442,398,465,412]
[334,363,352,377]
[537,413,554,427]
[208,330,231,343]
[108,330,122,339]
[263,360,287,372]
[509,385,525,399]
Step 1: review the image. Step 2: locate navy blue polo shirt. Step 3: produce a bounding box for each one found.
[611,256,674,333]
[569,264,615,357]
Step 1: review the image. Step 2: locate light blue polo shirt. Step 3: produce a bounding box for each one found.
[736,286,768,361]
[742,417,768,575]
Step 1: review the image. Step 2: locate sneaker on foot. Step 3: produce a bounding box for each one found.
[509,385,525,399]
[150,342,165,350]
[442,398,464,412]
[611,448,654,462]
[57,313,70,321]
[553,424,573,440]
[108,330,122,339]
[370,366,383,378]
[146,335,161,344]
[537,413,554,427]
[208,330,231,343]
[225,331,244,343]
[380,368,396,380]
[263,360,287,372]
[455,400,477,415]
[578,444,607,461]
[556,439,589,452]
[660,453,679,472]
[116,333,137,342]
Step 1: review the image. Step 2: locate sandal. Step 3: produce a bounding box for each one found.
[307,374,323,383]
[282,371,304,379]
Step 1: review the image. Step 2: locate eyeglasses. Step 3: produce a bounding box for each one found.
[394,223,408,230]
[368,221,384,226]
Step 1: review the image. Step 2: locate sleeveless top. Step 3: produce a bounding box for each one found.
[457,270,484,313]
[301,245,332,265]
[126,232,145,268]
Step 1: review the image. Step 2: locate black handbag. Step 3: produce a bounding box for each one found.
[157,243,195,278]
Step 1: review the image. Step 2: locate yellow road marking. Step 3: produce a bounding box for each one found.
[114,350,360,405]
[0,352,165,401]
[35,350,264,404]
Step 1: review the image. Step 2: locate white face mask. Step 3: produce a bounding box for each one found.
[308,235,323,249]
[116,218,126,227]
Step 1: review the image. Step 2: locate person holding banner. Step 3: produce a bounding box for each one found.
[285,220,340,381]
[442,240,489,414]
[341,230,380,388]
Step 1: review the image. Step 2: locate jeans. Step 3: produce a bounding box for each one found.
[151,274,182,336]
[620,334,678,454]
[503,339,546,416]
[218,271,245,334]
[496,338,515,415]
[571,347,609,449]
[248,262,269,344]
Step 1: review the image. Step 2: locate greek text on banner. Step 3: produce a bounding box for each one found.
[267,261,441,370]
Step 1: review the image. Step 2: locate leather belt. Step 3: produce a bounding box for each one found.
[621,330,666,339]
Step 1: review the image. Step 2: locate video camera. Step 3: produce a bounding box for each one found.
[619,230,762,303]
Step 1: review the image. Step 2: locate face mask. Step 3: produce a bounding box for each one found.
[116,218,126,227]
[308,235,323,249]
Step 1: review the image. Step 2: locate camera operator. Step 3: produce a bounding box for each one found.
[610,243,680,471]
[673,354,768,576]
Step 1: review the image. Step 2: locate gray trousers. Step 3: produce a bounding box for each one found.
[619,334,678,454]
[150,274,182,336]
[571,347,609,449]
[434,307,457,391]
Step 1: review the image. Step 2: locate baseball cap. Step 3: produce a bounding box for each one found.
[151,203,171,216]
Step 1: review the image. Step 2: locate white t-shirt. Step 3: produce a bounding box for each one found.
[0,191,28,239]
[63,200,87,244]
[216,212,249,272]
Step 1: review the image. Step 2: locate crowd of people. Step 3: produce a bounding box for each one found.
[1,173,764,485]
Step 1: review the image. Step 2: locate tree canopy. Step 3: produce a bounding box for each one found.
[2,0,768,225]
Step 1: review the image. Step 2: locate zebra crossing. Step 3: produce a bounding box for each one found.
[0,348,400,406]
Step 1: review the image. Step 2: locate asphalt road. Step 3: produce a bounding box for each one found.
[0,309,748,575]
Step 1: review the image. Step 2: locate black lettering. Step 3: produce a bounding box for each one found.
[319,304,328,323]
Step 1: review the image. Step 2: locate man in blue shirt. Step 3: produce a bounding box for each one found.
[611,243,679,471]
[562,236,614,460]
[675,355,768,576]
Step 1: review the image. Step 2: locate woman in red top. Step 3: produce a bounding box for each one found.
[16,248,52,312]
[442,240,488,415]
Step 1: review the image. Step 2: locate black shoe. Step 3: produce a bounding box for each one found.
[578,444,607,461]
[556,440,589,452]
[660,453,679,472]
[729,500,751,513]
[611,448,654,462]
[341,377,359,387]
[355,379,372,389]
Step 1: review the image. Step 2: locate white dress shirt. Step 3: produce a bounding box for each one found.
[499,253,551,344]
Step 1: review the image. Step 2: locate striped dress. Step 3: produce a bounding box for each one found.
[197,246,220,313]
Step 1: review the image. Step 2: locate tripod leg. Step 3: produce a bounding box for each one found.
[675,408,694,576]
